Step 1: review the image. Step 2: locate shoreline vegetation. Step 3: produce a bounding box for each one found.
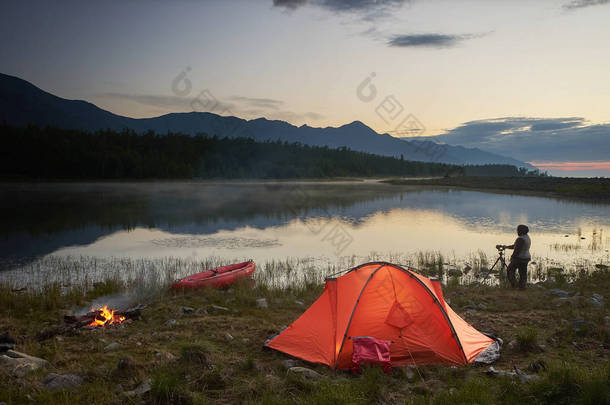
[1,256,608,404]
[384,177,610,200]
[0,125,543,181]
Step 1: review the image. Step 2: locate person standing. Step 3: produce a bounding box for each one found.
[502,225,531,289]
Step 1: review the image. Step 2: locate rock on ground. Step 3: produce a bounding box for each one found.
[208,305,230,314]
[124,379,151,397]
[589,293,604,307]
[256,298,268,309]
[43,373,84,391]
[288,366,322,380]
[0,350,49,378]
[486,366,539,383]
[547,289,571,298]
[154,351,178,361]
[181,306,195,314]
[103,342,122,352]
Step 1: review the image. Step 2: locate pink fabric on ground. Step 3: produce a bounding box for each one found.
[351,337,392,374]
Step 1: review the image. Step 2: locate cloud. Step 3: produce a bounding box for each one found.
[99,92,323,124]
[318,0,407,12]
[99,92,235,113]
[272,0,409,18]
[563,0,609,10]
[266,110,325,122]
[387,33,487,48]
[230,96,284,110]
[417,117,610,161]
[273,0,307,10]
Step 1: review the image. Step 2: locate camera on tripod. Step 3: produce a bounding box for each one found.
[495,244,505,251]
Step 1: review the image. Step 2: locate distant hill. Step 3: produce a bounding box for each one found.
[0,72,531,167]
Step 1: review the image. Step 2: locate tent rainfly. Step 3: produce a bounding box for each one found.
[265,262,496,370]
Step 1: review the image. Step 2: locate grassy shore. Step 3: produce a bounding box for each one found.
[383,177,610,200]
[0,260,608,405]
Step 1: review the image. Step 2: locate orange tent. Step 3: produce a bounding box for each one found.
[265,262,495,369]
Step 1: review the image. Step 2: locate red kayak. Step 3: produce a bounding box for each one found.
[172,260,256,290]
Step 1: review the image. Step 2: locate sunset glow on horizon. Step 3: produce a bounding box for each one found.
[529,161,610,176]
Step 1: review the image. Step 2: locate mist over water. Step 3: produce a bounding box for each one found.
[1,181,609,274]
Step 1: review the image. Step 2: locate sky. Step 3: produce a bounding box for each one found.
[0,0,609,176]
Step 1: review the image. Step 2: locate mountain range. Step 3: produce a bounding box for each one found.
[0,73,530,167]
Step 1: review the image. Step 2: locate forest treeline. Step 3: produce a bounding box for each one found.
[0,125,543,180]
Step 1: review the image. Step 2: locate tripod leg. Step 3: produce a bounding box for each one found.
[489,256,502,272]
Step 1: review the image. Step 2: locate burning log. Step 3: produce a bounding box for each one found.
[64,305,143,327]
[36,304,145,341]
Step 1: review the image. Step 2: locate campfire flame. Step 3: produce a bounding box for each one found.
[87,305,126,327]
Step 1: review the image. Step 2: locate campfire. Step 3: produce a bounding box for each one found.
[36,304,145,340]
[87,305,126,327]
[64,305,142,329]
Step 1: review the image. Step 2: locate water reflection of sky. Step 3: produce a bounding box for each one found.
[55,190,610,267]
[1,183,609,269]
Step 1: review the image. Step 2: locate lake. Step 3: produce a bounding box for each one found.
[1,181,609,285]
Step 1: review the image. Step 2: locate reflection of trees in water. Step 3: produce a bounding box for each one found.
[0,182,406,265]
[0,182,406,236]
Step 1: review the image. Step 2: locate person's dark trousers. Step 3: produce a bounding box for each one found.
[507,259,529,288]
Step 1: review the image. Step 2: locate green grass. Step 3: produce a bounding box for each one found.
[515,327,539,352]
[0,259,608,404]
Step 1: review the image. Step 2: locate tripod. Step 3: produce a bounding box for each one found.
[489,246,508,276]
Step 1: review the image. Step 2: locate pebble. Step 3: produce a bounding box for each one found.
[589,294,604,308]
[103,342,122,352]
[208,305,230,313]
[224,333,234,342]
[547,289,571,298]
[256,298,269,309]
[405,366,415,381]
[486,366,538,383]
[288,366,322,380]
[294,300,305,307]
[155,351,177,361]
[282,359,296,369]
[181,306,195,314]
[165,319,177,327]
